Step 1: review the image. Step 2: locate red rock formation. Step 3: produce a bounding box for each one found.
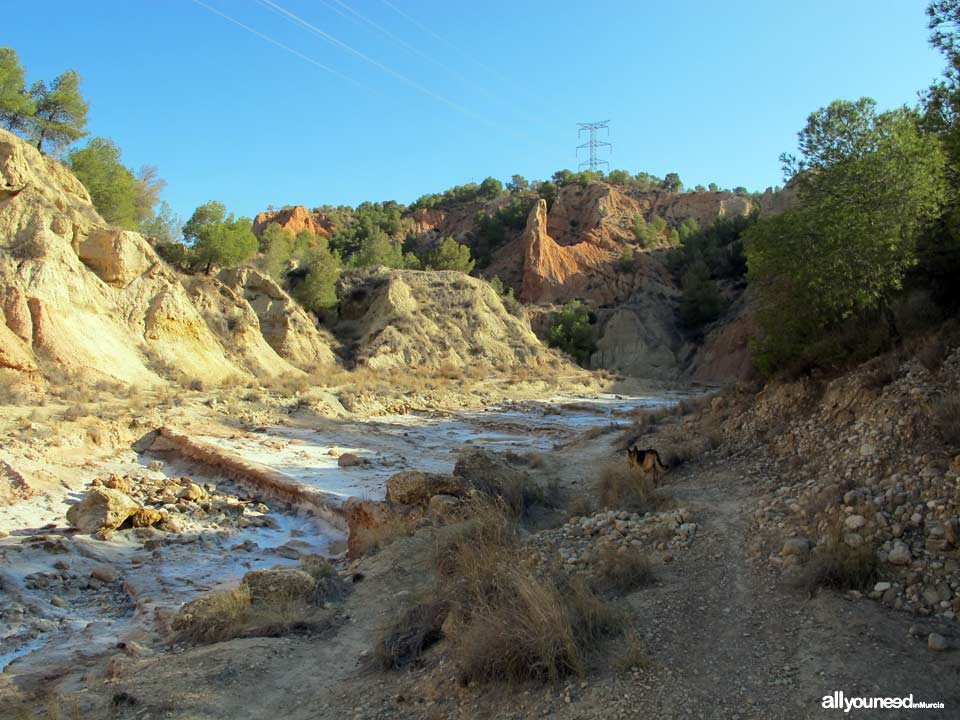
[252,205,333,238]
[519,199,613,304]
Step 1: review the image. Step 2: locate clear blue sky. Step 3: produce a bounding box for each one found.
[5,0,946,222]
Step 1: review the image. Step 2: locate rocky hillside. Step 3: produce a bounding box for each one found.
[0,129,337,386]
[334,267,563,371]
[515,186,758,381]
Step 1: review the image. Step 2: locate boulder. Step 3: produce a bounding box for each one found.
[178,482,207,502]
[338,453,365,468]
[130,507,164,528]
[66,487,141,535]
[343,497,414,557]
[241,568,317,608]
[385,471,467,505]
[887,542,912,566]
[780,537,812,558]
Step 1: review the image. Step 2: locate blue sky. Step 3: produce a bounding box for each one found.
[6,0,946,222]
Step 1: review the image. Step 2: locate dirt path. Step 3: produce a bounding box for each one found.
[603,457,960,719]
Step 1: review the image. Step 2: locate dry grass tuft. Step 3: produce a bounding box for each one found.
[590,545,654,594]
[861,353,899,390]
[613,629,653,673]
[794,535,878,594]
[377,499,619,684]
[931,394,960,446]
[372,600,449,670]
[595,461,657,512]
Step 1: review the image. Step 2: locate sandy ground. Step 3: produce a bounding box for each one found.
[2,383,958,718]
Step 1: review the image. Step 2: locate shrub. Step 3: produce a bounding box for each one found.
[679,258,724,329]
[547,300,595,365]
[595,461,656,512]
[796,541,879,593]
[590,545,654,594]
[613,629,652,672]
[373,600,449,670]
[427,236,475,273]
[618,245,637,272]
[861,353,899,390]
[932,394,960,445]
[294,238,342,316]
[376,500,619,684]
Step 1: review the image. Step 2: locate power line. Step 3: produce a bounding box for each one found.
[576,120,612,172]
[256,0,500,129]
[330,0,518,111]
[186,0,362,90]
[378,0,506,82]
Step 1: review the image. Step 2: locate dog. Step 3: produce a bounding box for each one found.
[626,445,667,486]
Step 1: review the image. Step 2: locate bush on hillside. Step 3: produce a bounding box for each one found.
[547,300,595,365]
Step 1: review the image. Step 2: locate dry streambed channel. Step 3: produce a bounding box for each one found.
[0,392,682,676]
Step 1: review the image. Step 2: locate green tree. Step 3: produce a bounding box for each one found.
[351,227,404,268]
[662,173,682,192]
[618,245,637,272]
[426,236,475,273]
[547,300,595,365]
[30,70,88,154]
[0,48,34,132]
[679,258,723,328]
[745,98,946,371]
[507,174,529,192]
[68,138,166,230]
[260,222,295,279]
[552,169,576,187]
[295,239,341,315]
[68,138,138,227]
[140,201,182,245]
[479,176,503,198]
[632,213,667,247]
[538,181,559,210]
[183,201,258,274]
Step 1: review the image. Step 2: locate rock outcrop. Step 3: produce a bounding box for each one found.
[185,268,337,376]
[519,199,611,304]
[336,267,560,370]
[251,205,332,238]
[0,129,337,385]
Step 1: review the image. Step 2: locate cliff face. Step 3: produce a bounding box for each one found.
[512,182,776,382]
[252,205,333,238]
[519,199,611,304]
[0,129,336,386]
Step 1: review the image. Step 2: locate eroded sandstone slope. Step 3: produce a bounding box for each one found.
[336,267,566,371]
[0,129,336,386]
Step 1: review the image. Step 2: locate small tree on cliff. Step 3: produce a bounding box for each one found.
[260,222,296,279]
[295,238,341,316]
[30,69,88,154]
[0,48,35,132]
[183,201,258,274]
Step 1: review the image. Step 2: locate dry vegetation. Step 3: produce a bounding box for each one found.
[590,545,655,594]
[931,394,960,446]
[375,500,621,685]
[595,461,658,512]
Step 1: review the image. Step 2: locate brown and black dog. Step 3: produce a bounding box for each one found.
[627,445,667,486]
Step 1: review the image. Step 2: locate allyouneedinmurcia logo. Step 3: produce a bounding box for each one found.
[822,691,945,713]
